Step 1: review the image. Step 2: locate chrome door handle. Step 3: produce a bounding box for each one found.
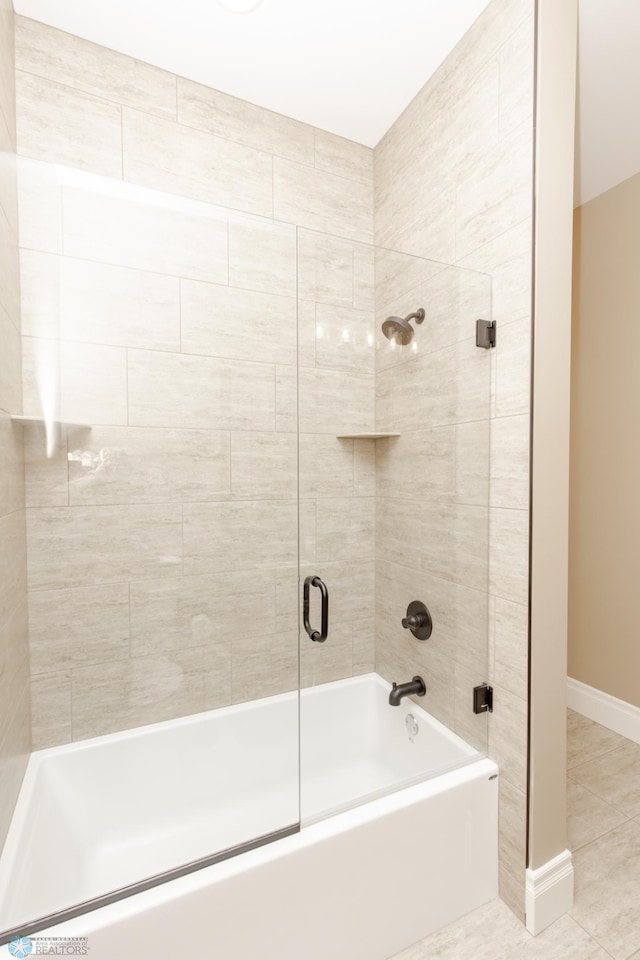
[303,576,329,643]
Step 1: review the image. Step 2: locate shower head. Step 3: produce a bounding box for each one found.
[381,308,425,346]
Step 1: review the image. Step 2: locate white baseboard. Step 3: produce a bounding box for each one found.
[567,677,640,745]
[525,849,574,935]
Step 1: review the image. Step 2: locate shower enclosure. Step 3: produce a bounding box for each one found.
[0,155,494,939]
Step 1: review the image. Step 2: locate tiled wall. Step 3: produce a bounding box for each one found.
[14,16,376,747]
[373,0,534,919]
[374,249,492,754]
[0,0,30,856]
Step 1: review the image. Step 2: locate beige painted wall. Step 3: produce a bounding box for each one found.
[374,0,535,919]
[528,0,577,874]
[0,0,31,856]
[569,171,640,708]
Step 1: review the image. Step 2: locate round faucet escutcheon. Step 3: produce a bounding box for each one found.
[401,600,432,641]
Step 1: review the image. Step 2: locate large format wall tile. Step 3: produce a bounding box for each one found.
[16,16,177,119]
[274,157,373,243]
[228,215,296,297]
[127,349,276,431]
[180,280,296,365]
[183,500,297,576]
[27,504,183,590]
[123,108,273,217]
[20,251,181,351]
[63,183,229,283]
[177,78,314,165]
[16,71,122,178]
[68,427,232,505]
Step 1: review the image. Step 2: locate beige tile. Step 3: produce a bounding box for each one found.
[490,414,529,509]
[0,509,27,627]
[275,365,297,433]
[0,597,29,747]
[570,741,640,818]
[123,108,273,218]
[299,435,354,499]
[316,497,374,563]
[71,649,208,740]
[177,77,314,165]
[68,426,232,504]
[489,507,529,604]
[455,420,491,507]
[274,157,373,243]
[63,182,228,283]
[228,214,296,297]
[499,866,526,926]
[567,777,629,852]
[231,631,298,704]
[298,367,374,435]
[29,583,129,675]
[389,186,457,265]
[127,349,275,431]
[16,16,177,119]
[301,621,352,688]
[314,303,374,374]
[129,570,276,657]
[353,439,376,497]
[17,71,122,178]
[181,279,296,365]
[31,670,72,749]
[352,617,375,674]
[488,684,527,792]
[375,368,394,432]
[495,316,531,418]
[17,156,63,254]
[231,431,297,500]
[21,251,181,351]
[374,246,443,313]
[456,121,533,260]
[314,129,373,185]
[499,15,535,141]
[421,501,490,593]
[418,264,492,356]
[0,202,20,329]
[353,242,375,311]
[571,820,640,959]
[499,777,527,881]
[0,682,31,852]
[492,596,528,700]
[183,500,297,576]
[376,499,421,570]
[26,504,182,590]
[0,107,18,231]
[391,898,523,960]
[297,229,355,306]
[377,636,456,733]
[23,423,68,506]
[376,428,455,503]
[0,0,16,149]
[0,411,24,515]
[22,337,128,426]
[567,710,631,770]
[458,217,532,330]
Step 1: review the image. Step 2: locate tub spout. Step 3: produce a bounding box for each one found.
[388,676,426,706]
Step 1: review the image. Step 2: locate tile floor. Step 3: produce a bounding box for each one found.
[390,709,640,960]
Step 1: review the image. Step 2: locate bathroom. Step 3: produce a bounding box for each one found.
[0,0,588,956]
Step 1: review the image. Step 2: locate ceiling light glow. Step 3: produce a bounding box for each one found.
[216,0,264,13]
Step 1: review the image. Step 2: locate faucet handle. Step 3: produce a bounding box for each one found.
[401,601,433,641]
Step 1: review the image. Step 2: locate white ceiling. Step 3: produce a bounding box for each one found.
[13,0,492,148]
[575,0,640,206]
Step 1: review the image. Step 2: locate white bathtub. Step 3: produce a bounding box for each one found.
[0,673,498,959]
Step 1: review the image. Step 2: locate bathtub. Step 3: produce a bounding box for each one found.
[0,673,498,959]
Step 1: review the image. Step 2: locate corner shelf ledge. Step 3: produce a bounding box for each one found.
[10,415,92,431]
[336,432,400,440]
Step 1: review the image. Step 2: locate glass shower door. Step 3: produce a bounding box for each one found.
[296,228,493,824]
[0,166,302,941]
